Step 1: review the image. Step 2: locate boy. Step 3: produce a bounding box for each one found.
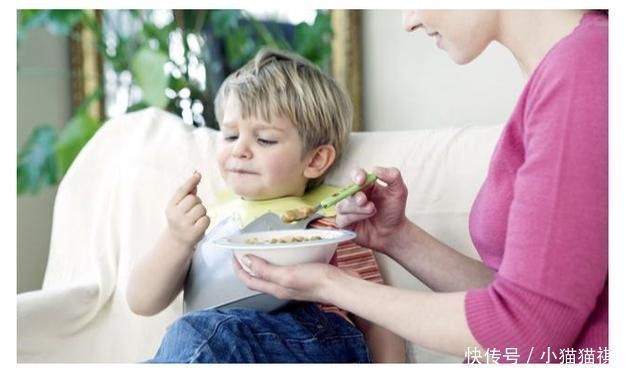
[126,48,405,363]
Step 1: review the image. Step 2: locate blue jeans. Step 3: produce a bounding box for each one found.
[147,302,371,363]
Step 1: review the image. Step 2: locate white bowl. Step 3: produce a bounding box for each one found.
[213,229,357,273]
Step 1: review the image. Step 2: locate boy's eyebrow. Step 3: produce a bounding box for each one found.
[221,121,285,132]
[252,122,285,131]
[220,121,237,129]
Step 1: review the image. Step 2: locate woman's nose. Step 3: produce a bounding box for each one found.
[402,10,420,32]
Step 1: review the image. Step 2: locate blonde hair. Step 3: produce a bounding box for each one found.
[214,48,353,190]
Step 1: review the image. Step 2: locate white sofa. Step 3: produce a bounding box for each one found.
[16,108,501,363]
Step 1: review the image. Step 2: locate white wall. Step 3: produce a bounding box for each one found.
[17,28,70,293]
[361,10,525,131]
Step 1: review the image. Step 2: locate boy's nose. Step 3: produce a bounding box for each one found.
[231,138,252,159]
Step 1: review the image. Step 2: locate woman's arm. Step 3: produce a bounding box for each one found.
[334,273,480,358]
[336,167,494,292]
[234,257,482,358]
[385,220,495,292]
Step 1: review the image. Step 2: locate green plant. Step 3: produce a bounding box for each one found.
[17,9,333,195]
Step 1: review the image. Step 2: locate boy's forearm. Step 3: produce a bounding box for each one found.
[353,316,406,362]
[127,228,195,316]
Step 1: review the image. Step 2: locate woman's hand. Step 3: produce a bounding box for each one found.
[336,167,411,255]
[232,255,347,303]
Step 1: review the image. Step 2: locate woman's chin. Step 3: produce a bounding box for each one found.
[451,53,475,65]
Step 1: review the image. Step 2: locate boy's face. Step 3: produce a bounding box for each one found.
[217,94,310,200]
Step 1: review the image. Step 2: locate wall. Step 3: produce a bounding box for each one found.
[361,10,525,131]
[17,28,70,293]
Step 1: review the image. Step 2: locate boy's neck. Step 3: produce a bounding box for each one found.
[239,193,305,202]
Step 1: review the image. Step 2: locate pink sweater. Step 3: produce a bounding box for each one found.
[465,12,608,363]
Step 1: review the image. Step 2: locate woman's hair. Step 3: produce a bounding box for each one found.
[214,48,353,190]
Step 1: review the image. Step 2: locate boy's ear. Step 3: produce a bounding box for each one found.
[303,145,336,179]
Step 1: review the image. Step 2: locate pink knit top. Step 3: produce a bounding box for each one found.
[465,11,608,363]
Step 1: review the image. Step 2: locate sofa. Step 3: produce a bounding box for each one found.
[16,107,502,363]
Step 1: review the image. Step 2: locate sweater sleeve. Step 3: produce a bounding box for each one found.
[465,26,608,354]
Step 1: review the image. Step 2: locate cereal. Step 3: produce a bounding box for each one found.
[245,235,323,244]
[280,207,315,223]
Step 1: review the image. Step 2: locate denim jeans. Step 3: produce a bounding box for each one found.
[147,302,371,363]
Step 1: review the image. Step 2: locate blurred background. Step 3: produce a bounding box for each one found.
[17,9,524,293]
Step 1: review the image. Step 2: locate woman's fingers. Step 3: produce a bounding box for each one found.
[353,191,368,206]
[336,202,377,228]
[336,210,377,229]
[350,166,403,189]
[237,254,283,283]
[371,166,400,184]
[350,168,368,185]
[373,167,407,197]
[337,195,376,215]
[336,190,377,228]
[232,256,292,299]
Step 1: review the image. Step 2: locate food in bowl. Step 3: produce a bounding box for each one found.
[212,229,357,273]
[245,235,324,244]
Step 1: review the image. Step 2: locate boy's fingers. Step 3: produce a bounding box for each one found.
[186,204,207,224]
[194,215,210,231]
[173,171,201,204]
[177,195,202,213]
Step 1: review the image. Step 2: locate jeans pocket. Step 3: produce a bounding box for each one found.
[287,302,332,337]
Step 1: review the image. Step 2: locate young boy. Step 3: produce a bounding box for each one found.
[126,48,406,363]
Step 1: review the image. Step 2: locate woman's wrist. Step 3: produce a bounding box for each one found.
[385,218,423,262]
[318,264,355,305]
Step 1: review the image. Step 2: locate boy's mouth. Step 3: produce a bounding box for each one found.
[227,168,259,175]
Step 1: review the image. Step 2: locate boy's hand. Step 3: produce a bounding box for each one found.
[335,167,411,255]
[165,171,210,248]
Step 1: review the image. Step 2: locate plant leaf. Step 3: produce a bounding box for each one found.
[18,10,49,44]
[44,10,86,35]
[131,47,170,107]
[18,9,88,47]
[17,126,60,195]
[224,29,255,69]
[55,113,101,176]
[293,11,333,69]
[209,10,243,36]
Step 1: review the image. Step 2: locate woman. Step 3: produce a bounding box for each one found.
[235,10,608,362]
